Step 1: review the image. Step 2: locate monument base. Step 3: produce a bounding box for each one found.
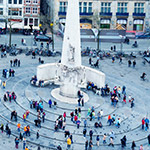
[51,88,89,104]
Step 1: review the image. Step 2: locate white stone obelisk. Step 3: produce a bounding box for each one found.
[60,0,81,98]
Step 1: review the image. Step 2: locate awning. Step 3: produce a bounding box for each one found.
[7,22,23,29]
[134,19,144,24]
[100,19,110,24]
[117,19,127,24]
[0,22,5,29]
[59,18,66,23]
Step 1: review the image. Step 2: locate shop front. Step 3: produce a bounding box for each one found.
[100,19,110,29]
[133,19,144,31]
[117,19,127,29]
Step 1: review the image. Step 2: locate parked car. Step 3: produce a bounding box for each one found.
[35,34,52,42]
[136,32,150,39]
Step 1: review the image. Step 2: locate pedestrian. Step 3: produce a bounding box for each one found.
[148,134,150,145]
[83,128,87,137]
[121,135,127,148]
[48,99,52,108]
[18,60,20,67]
[70,112,74,122]
[0,123,4,133]
[30,100,33,109]
[57,145,62,150]
[145,117,149,131]
[128,60,132,67]
[89,129,93,140]
[103,133,107,144]
[15,137,19,149]
[89,140,93,150]
[10,60,12,67]
[119,56,122,64]
[23,113,26,122]
[17,122,21,132]
[2,81,6,88]
[108,115,112,126]
[76,119,81,128]
[8,128,11,138]
[67,137,71,149]
[112,55,115,63]
[108,137,114,147]
[42,112,45,123]
[78,98,81,106]
[23,137,26,150]
[139,144,144,150]
[89,57,91,65]
[131,141,136,150]
[142,118,145,130]
[62,121,66,130]
[63,112,66,122]
[96,135,100,146]
[100,109,103,119]
[133,60,136,68]
[36,130,39,139]
[85,140,88,150]
[81,98,84,106]
[19,131,23,141]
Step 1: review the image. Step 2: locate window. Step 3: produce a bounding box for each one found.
[117,3,127,13]
[33,0,38,4]
[8,0,12,4]
[59,2,68,12]
[83,2,87,13]
[33,7,38,14]
[134,3,144,13]
[88,2,92,13]
[26,0,30,3]
[8,8,22,16]
[19,0,22,4]
[26,7,30,13]
[101,2,111,13]
[13,0,17,4]
[79,2,82,13]
[24,18,28,26]
[0,8,3,15]
[34,19,38,26]
[29,18,33,25]
[0,0,3,4]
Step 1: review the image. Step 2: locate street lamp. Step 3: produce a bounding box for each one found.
[50,22,54,52]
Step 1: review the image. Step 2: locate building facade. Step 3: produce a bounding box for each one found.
[0,0,40,33]
[50,0,150,32]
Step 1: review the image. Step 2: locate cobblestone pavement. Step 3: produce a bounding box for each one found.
[0,41,150,150]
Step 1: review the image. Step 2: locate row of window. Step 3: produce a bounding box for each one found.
[24,18,38,26]
[25,7,38,14]
[0,7,38,16]
[59,2,144,14]
[8,0,38,4]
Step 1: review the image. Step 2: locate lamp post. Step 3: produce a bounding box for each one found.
[50,22,54,51]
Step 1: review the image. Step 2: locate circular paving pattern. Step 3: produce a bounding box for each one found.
[0,54,150,150]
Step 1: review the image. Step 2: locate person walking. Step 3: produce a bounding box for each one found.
[15,137,19,149]
[89,140,93,150]
[96,135,100,146]
[148,134,150,145]
[84,118,87,128]
[67,137,71,149]
[108,137,114,147]
[23,137,26,150]
[133,60,136,68]
[85,140,88,150]
[17,122,21,132]
[48,99,52,108]
[131,141,136,150]
[36,130,40,139]
[1,123,4,133]
[103,133,107,144]
[89,129,93,140]
[83,128,87,137]
[142,118,145,130]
